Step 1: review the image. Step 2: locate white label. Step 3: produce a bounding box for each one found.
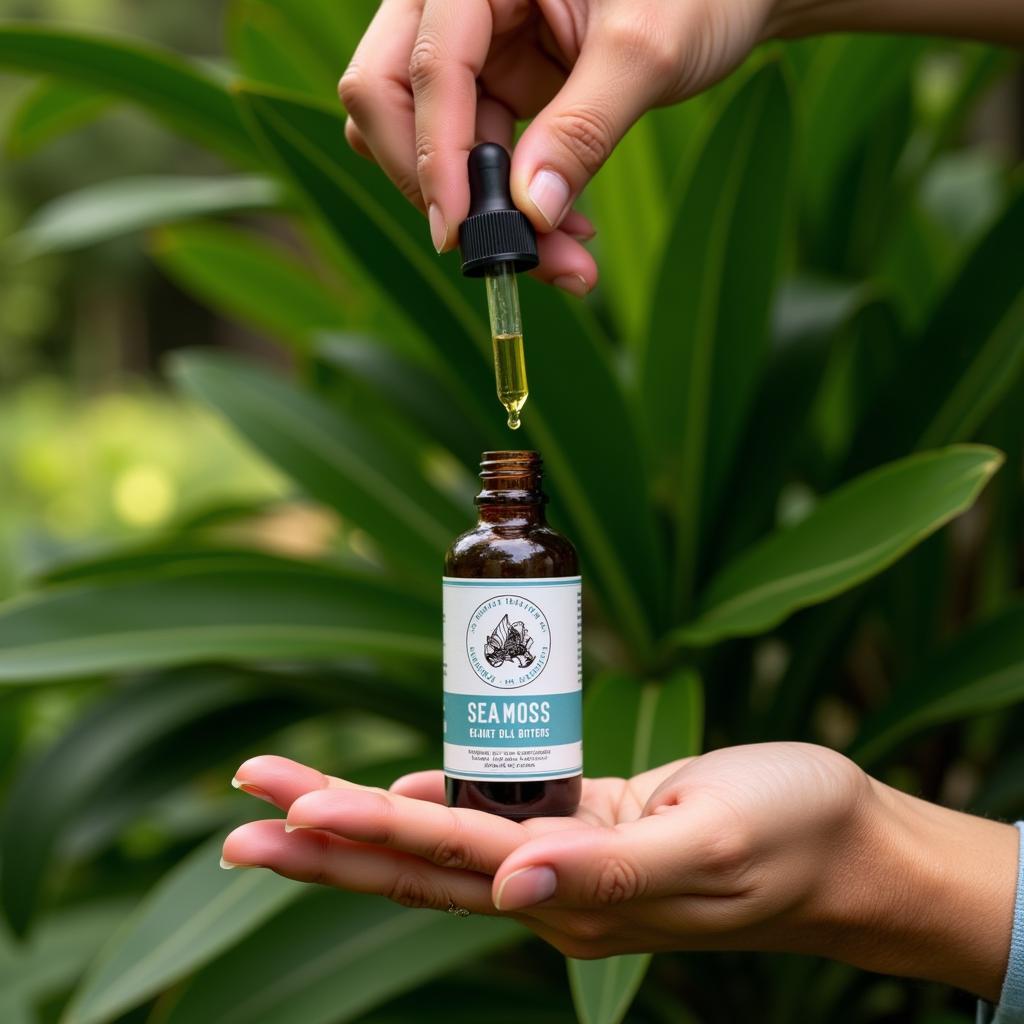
[443,576,582,781]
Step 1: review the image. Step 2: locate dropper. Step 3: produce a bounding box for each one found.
[460,143,538,430]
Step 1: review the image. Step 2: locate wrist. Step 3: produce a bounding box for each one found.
[825,778,1017,1001]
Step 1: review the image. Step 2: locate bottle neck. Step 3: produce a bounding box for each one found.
[475,451,547,526]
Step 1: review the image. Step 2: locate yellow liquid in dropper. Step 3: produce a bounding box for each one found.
[493,333,528,430]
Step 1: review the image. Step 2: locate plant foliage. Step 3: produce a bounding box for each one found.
[0,7,1021,1023]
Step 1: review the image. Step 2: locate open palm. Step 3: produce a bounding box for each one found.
[223,744,871,959]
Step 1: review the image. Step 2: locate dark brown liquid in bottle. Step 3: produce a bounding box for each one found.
[445,451,581,819]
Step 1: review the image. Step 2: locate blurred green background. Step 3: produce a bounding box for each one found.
[0,2,1022,1023]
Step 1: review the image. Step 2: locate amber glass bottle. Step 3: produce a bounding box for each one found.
[443,451,582,819]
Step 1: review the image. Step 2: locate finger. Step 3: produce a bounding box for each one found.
[511,22,671,231]
[561,209,596,241]
[231,755,382,812]
[222,819,498,915]
[390,769,446,804]
[338,0,424,208]
[285,784,530,875]
[492,801,741,911]
[532,229,598,296]
[475,93,514,150]
[408,0,494,250]
[479,38,566,119]
[344,116,374,161]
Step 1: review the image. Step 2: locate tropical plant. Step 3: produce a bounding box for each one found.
[0,5,1022,1023]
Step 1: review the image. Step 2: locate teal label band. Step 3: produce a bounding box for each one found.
[444,691,581,747]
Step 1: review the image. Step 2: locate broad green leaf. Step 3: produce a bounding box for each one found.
[228,0,339,96]
[236,85,664,659]
[572,669,703,1024]
[812,84,912,276]
[569,954,651,1024]
[153,223,353,351]
[171,349,464,581]
[0,900,127,1007]
[713,279,871,561]
[800,36,925,226]
[248,0,373,71]
[853,601,1024,764]
[10,176,281,258]
[5,78,109,156]
[0,667,317,935]
[0,558,437,683]
[0,25,256,163]
[678,445,1003,646]
[36,545,318,587]
[639,64,793,612]
[317,334,483,469]
[848,187,1024,472]
[583,669,704,778]
[235,85,492,399]
[586,117,664,341]
[162,890,523,1024]
[64,833,302,1024]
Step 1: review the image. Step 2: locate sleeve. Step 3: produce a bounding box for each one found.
[982,822,1024,1024]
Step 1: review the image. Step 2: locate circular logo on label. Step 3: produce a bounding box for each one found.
[466,594,551,689]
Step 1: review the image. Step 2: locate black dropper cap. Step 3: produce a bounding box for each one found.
[460,143,538,278]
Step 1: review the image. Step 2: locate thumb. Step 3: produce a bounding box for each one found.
[510,19,672,231]
[492,802,738,911]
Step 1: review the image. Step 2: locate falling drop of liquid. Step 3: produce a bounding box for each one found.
[507,408,521,430]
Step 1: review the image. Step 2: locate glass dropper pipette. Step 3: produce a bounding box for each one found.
[459,143,538,430]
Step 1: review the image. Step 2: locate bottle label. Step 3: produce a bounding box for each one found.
[442,576,582,781]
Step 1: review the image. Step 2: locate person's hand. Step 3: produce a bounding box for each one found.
[223,742,1017,1001]
[337,0,779,292]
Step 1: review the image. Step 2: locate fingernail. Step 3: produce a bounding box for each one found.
[283,822,313,834]
[553,274,590,298]
[527,169,571,229]
[494,865,557,910]
[231,777,271,799]
[220,856,253,870]
[570,227,596,242]
[428,203,448,253]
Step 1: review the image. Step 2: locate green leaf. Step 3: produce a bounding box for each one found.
[639,63,793,612]
[0,24,256,163]
[236,85,665,660]
[243,0,373,72]
[0,557,437,683]
[235,85,491,396]
[5,78,109,156]
[853,601,1024,764]
[0,667,317,935]
[316,334,484,469]
[585,116,665,342]
[678,445,1003,646]
[799,36,925,227]
[9,176,282,258]
[583,669,704,778]
[152,223,355,351]
[0,901,128,1008]
[64,833,302,1024]
[572,669,703,1024]
[713,278,872,561]
[228,0,339,96]
[569,954,652,1024]
[171,349,464,581]
[162,890,523,1024]
[848,187,1024,471]
[35,545,314,587]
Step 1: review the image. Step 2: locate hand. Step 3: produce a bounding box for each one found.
[337,0,778,292]
[223,742,1017,1001]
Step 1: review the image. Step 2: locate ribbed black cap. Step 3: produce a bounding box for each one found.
[460,143,538,277]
